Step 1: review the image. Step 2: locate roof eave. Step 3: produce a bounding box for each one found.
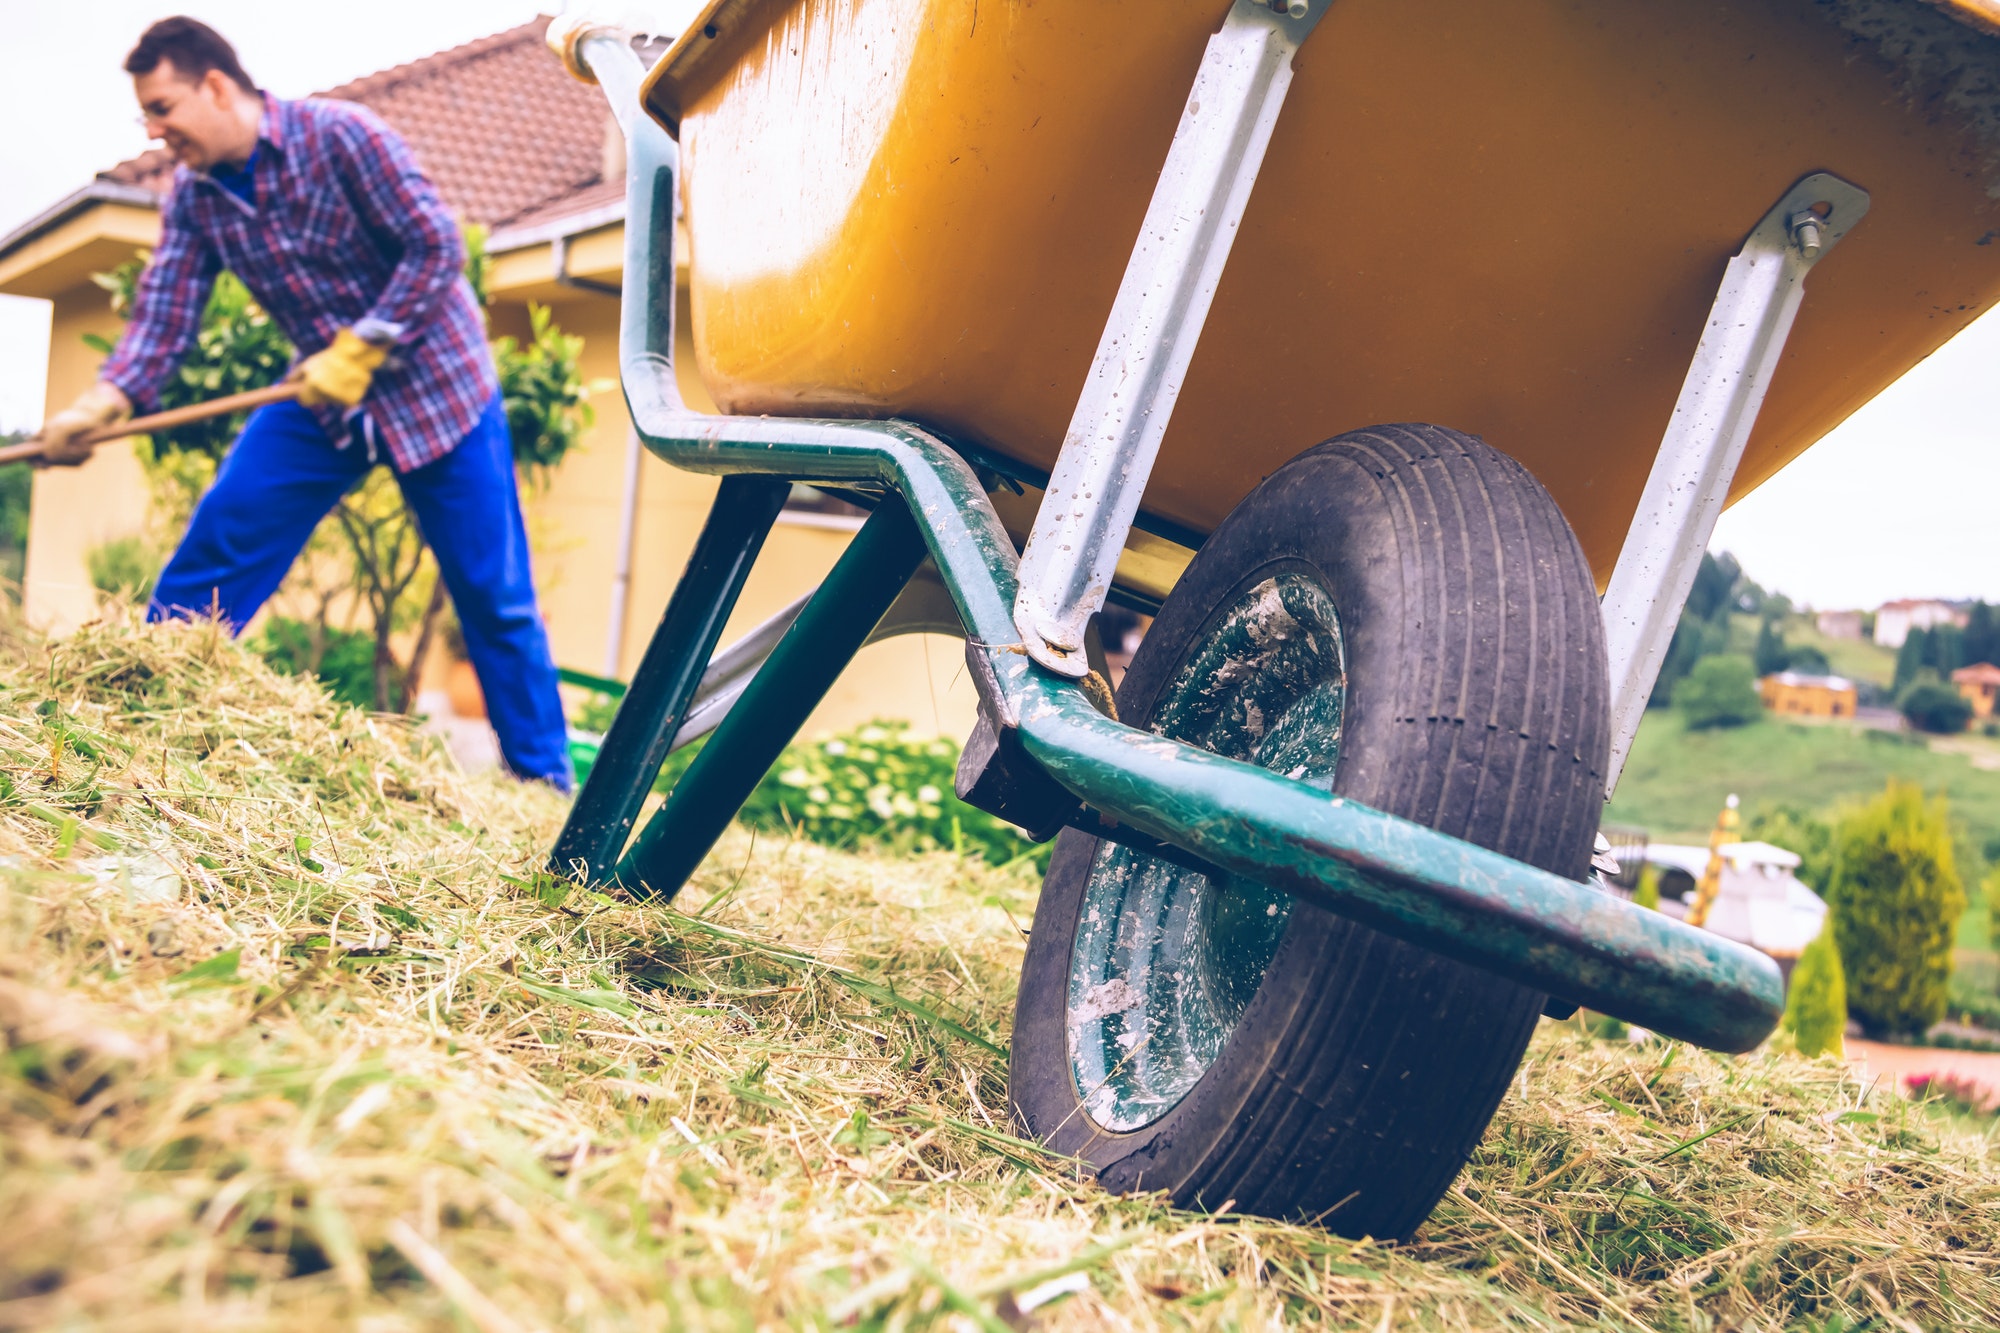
[0,179,161,269]
[487,197,627,255]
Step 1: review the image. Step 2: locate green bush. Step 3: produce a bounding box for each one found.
[494,303,595,480]
[1675,655,1762,730]
[1899,679,1972,735]
[85,536,159,603]
[688,722,1042,869]
[0,458,29,593]
[1783,928,1847,1058]
[1632,863,1660,910]
[250,616,377,709]
[1826,781,1967,1039]
[1785,643,1832,676]
[1747,804,1836,894]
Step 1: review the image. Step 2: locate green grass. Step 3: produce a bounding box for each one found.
[1715,612,1897,689]
[4,617,1997,1330]
[1606,711,2000,871]
[1782,619,1900,689]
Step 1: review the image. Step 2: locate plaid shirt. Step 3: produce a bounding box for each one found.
[101,94,496,473]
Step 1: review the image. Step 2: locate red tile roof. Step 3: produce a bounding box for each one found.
[98,17,613,232]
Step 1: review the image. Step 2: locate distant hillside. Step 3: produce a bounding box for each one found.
[1606,710,2000,852]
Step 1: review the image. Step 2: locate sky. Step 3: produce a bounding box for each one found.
[1,2,1996,613]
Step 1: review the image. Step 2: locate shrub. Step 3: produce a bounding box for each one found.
[1826,781,1967,1038]
[85,536,159,603]
[1632,863,1660,910]
[1785,643,1831,676]
[1783,928,1847,1058]
[250,615,377,709]
[1747,804,1835,894]
[1899,680,1972,735]
[669,722,1044,869]
[1754,617,1789,676]
[1675,654,1762,729]
[0,459,28,592]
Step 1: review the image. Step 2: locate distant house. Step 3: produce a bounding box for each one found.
[1641,841,1828,967]
[1874,598,1965,648]
[1953,662,2000,721]
[1759,670,1857,719]
[1815,609,1864,640]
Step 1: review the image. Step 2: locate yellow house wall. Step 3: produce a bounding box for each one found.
[22,285,155,634]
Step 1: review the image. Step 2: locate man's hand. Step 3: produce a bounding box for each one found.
[31,382,132,468]
[292,328,390,409]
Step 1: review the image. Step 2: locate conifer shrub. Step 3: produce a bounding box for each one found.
[1826,781,1967,1038]
[1632,864,1661,910]
[1784,928,1847,1058]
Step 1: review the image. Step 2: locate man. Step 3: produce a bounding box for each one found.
[34,17,571,790]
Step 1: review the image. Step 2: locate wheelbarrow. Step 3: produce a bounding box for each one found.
[545,0,2000,1237]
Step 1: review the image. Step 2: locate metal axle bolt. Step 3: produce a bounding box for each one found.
[1787,210,1824,258]
[1270,0,1309,15]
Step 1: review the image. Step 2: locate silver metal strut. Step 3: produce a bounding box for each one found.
[1600,172,1869,794]
[1012,0,1333,677]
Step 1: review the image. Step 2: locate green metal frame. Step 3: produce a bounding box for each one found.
[548,37,1785,1055]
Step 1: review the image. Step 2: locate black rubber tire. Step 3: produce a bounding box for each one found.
[1009,424,1610,1239]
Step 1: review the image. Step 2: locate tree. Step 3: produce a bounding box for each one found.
[1964,601,2000,671]
[1893,629,1926,694]
[1825,781,1966,1038]
[1895,623,1967,693]
[1675,654,1762,729]
[1753,616,1789,676]
[1899,679,1972,735]
[1649,551,1743,707]
[1687,551,1742,622]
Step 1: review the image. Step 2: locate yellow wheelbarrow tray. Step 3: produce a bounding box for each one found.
[545,1,2000,1233]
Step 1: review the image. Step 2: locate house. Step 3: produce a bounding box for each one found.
[1759,670,1857,720]
[1814,609,1864,641]
[1953,662,2000,721]
[1639,840,1828,968]
[0,19,978,744]
[1873,598,1966,648]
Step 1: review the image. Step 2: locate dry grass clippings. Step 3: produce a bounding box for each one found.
[0,614,1995,1330]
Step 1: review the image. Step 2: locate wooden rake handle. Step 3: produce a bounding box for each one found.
[0,382,303,466]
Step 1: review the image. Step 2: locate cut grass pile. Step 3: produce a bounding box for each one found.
[2,616,1997,1330]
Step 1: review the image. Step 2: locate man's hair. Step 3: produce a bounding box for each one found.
[124,17,257,92]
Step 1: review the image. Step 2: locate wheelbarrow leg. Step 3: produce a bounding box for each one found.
[1599,173,1868,793]
[615,498,930,900]
[549,474,790,884]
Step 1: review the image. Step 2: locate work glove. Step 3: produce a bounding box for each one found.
[31,381,131,468]
[292,327,390,409]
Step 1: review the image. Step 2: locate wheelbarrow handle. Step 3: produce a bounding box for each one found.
[0,382,304,465]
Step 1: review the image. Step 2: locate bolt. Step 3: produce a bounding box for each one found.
[1787,210,1824,259]
[1286,0,1310,14]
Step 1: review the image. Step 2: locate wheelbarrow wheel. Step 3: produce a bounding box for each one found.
[1009,424,1610,1238]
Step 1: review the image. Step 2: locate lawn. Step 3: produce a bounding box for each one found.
[1712,611,1898,690]
[2,618,1996,1329]
[1607,710,2000,851]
